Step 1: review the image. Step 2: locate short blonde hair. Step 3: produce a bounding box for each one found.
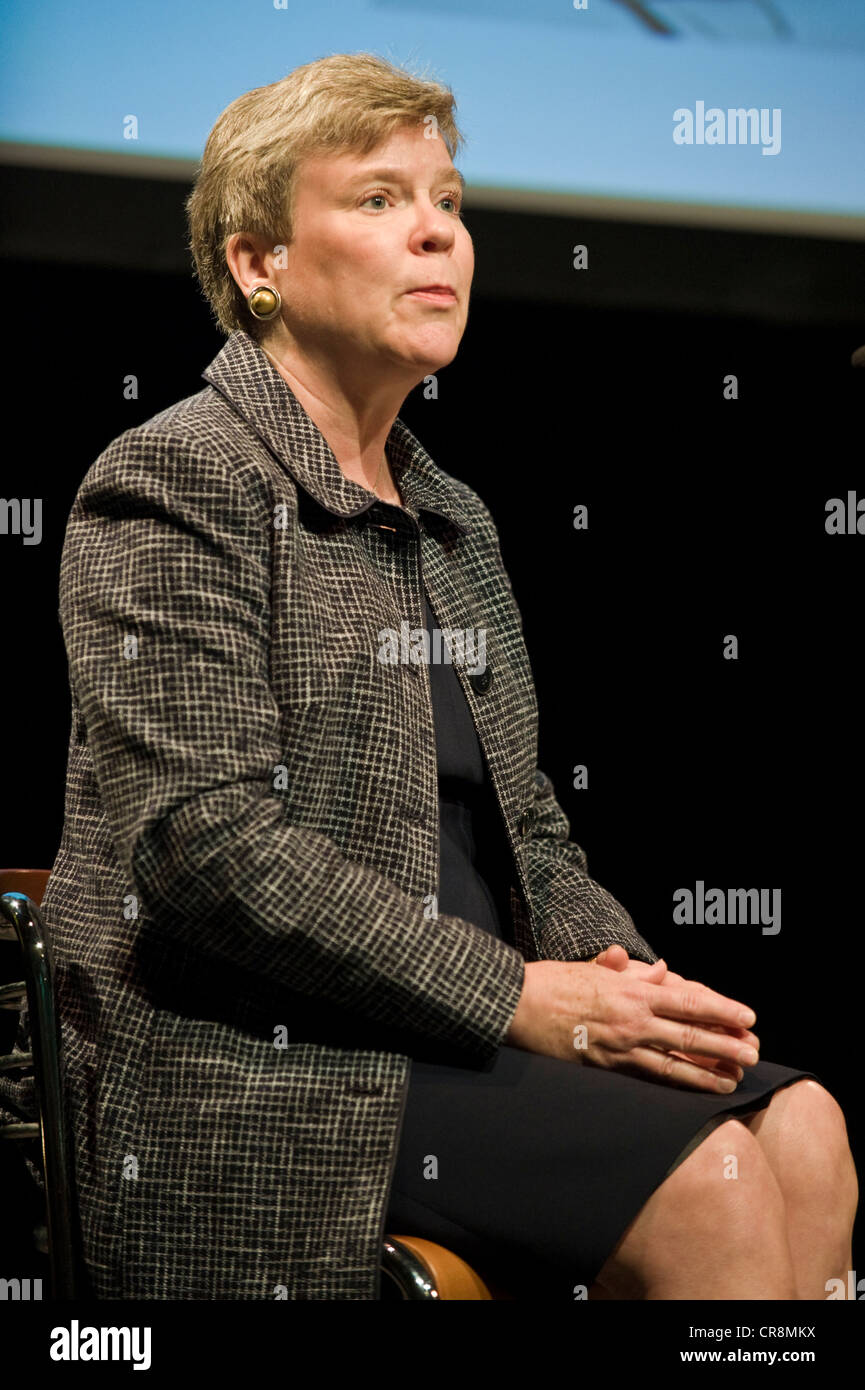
[185,52,465,339]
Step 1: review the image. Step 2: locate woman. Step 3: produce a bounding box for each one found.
[4,52,855,1301]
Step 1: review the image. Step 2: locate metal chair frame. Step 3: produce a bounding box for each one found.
[0,887,78,1298]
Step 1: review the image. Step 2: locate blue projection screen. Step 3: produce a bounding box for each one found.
[1,0,863,237]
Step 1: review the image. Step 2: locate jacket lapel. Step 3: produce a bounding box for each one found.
[201,328,534,857]
[201,329,472,531]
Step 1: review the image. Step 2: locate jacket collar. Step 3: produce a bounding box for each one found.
[201,329,470,532]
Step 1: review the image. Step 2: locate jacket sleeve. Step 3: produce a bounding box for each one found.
[524,768,659,965]
[59,426,525,1065]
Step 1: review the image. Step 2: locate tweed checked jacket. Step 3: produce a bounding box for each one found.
[0,328,658,1300]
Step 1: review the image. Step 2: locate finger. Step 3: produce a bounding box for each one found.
[665,976,759,1034]
[636,959,667,981]
[657,970,687,989]
[644,975,759,1047]
[678,978,756,1034]
[641,1016,760,1069]
[595,944,630,971]
[601,959,666,980]
[605,1046,744,1094]
[652,970,742,1023]
[664,978,756,1023]
[649,979,757,1032]
[597,952,667,981]
[700,1019,760,1049]
[670,1050,744,1081]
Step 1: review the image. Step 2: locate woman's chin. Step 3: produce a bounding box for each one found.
[390,335,461,374]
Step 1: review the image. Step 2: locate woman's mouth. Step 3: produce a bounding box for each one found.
[406,286,457,303]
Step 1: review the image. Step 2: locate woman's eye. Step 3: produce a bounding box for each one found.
[360,191,462,214]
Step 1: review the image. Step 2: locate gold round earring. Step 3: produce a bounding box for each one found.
[247,285,282,321]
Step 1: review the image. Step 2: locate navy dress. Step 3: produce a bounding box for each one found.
[383,588,821,1298]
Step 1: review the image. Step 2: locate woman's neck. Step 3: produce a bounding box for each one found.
[259,341,407,507]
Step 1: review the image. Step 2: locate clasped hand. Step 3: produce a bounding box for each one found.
[590,944,759,1088]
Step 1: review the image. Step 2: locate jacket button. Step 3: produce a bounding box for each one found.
[468,666,492,694]
[518,809,535,837]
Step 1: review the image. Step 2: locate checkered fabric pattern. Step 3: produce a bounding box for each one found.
[0,329,658,1299]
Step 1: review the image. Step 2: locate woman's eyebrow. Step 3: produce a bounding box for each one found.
[352,166,466,192]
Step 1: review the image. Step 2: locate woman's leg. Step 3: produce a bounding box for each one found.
[737,1080,859,1301]
[590,1116,798,1299]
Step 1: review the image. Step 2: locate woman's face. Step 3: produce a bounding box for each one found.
[268,123,474,382]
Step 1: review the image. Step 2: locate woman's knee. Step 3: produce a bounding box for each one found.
[658,1118,788,1232]
[597,1119,790,1297]
[748,1081,858,1224]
